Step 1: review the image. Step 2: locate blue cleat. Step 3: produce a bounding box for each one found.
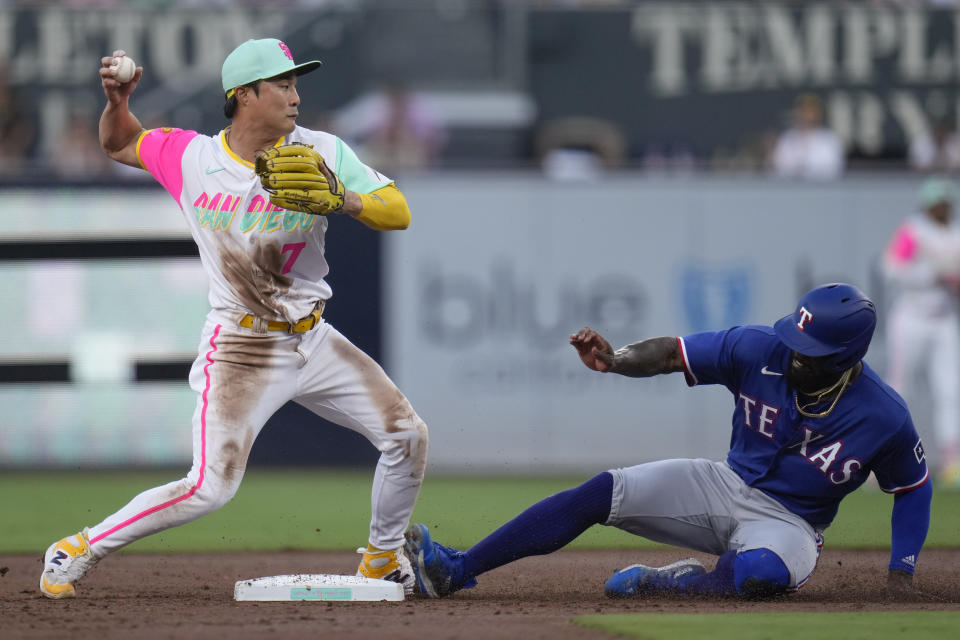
[403,523,478,598]
[604,558,706,598]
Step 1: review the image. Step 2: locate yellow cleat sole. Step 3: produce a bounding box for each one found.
[40,577,76,599]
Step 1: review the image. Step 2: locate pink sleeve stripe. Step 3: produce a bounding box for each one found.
[887,225,917,263]
[137,128,199,203]
[678,337,697,386]
[881,469,930,494]
[89,324,220,547]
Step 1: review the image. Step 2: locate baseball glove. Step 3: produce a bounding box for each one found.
[254,143,345,215]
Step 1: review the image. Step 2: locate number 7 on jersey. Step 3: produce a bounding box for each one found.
[281,242,306,275]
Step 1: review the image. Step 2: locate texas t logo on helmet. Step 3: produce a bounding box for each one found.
[774,283,877,374]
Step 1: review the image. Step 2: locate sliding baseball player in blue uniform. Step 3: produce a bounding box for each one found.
[405,283,931,599]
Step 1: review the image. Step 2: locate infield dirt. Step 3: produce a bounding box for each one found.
[2,549,958,639]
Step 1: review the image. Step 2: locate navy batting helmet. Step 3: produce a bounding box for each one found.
[773,283,876,373]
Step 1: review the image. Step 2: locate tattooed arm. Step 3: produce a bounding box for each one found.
[569,327,684,377]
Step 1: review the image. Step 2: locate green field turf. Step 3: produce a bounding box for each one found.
[574,611,960,640]
[2,469,958,553]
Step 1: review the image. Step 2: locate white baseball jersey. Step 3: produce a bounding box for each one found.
[883,212,960,467]
[883,212,960,317]
[137,125,393,322]
[80,125,427,562]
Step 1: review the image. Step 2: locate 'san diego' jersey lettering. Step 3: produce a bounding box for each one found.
[137,125,392,322]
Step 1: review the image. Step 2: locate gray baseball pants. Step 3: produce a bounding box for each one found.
[606,458,822,589]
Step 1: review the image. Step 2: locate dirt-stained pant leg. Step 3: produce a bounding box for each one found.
[85,317,298,557]
[293,323,427,551]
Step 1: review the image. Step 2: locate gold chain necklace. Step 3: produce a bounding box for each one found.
[794,367,854,418]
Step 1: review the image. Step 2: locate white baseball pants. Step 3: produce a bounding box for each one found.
[885,304,960,468]
[84,310,428,557]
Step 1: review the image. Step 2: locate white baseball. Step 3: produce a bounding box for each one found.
[110,55,137,84]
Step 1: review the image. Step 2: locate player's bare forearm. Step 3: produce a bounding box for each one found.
[571,328,682,376]
[99,100,145,167]
[609,337,684,377]
[339,190,363,216]
[98,50,147,169]
[349,184,411,230]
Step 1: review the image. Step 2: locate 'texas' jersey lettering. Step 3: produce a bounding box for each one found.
[793,427,861,484]
[738,393,778,439]
[680,325,928,527]
[739,395,861,484]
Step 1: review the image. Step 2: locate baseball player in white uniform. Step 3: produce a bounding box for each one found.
[883,177,960,489]
[40,39,427,599]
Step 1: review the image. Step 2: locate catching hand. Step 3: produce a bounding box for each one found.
[570,327,616,372]
[254,143,345,215]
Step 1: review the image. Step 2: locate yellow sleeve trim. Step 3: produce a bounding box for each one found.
[134,129,152,171]
[221,129,253,168]
[219,129,285,168]
[355,184,411,231]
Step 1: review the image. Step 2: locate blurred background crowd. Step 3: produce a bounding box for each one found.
[1,0,960,183]
[5,0,960,485]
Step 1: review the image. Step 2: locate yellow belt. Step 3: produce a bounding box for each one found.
[238,301,325,334]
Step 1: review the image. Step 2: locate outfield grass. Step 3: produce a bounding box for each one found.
[2,469,959,553]
[574,612,960,639]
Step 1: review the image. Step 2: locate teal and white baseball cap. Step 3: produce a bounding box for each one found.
[918,177,956,208]
[221,38,321,98]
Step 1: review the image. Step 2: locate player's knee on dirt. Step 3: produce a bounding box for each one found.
[734,548,790,599]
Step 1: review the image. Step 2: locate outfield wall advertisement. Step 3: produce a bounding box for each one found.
[530,3,960,159]
[2,3,957,169]
[0,176,937,470]
[386,175,923,473]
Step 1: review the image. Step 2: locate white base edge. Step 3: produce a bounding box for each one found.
[234,574,404,602]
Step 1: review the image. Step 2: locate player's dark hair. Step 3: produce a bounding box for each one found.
[223,81,261,119]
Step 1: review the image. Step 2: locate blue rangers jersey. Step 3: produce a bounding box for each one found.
[679,325,929,528]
